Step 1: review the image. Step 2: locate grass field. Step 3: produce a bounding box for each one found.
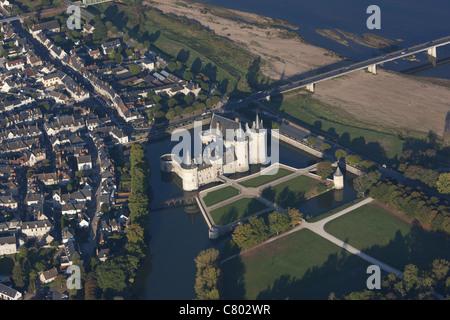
[203,186,240,207]
[324,202,450,270]
[263,92,423,161]
[261,174,323,208]
[221,228,372,299]
[239,168,294,188]
[209,197,268,226]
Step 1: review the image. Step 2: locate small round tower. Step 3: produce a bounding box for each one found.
[333,166,344,190]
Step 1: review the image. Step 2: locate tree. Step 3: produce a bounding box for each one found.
[84,273,99,300]
[101,203,109,214]
[316,161,334,180]
[232,223,255,249]
[248,216,269,243]
[320,143,331,152]
[165,109,176,120]
[288,208,303,226]
[194,248,221,300]
[353,171,381,197]
[115,52,123,64]
[126,223,145,244]
[96,258,128,294]
[437,173,450,194]
[128,64,141,75]
[128,192,149,224]
[306,136,317,146]
[130,143,146,167]
[93,16,107,43]
[12,261,26,289]
[346,154,362,167]
[268,211,290,235]
[335,149,347,160]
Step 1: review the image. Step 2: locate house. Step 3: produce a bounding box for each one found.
[78,212,90,228]
[61,202,85,216]
[42,72,64,87]
[21,219,53,238]
[62,226,75,243]
[110,128,128,144]
[82,23,95,34]
[60,241,79,267]
[0,283,22,300]
[96,247,110,262]
[0,234,17,256]
[39,267,58,284]
[101,39,121,55]
[77,155,92,171]
[88,48,101,59]
[30,20,60,35]
[5,59,25,71]
[0,195,18,210]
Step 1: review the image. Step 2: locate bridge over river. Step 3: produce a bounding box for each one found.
[151,194,199,211]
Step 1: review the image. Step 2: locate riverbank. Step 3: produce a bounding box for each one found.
[145,0,341,79]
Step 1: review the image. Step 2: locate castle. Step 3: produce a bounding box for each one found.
[160,113,267,191]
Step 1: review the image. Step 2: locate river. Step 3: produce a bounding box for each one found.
[196,0,450,78]
[134,133,357,299]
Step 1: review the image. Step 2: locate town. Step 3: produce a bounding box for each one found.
[0,0,216,300]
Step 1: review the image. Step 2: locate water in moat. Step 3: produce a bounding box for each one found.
[133,133,357,299]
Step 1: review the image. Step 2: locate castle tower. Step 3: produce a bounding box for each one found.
[248,112,267,164]
[180,149,199,191]
[333,166,344,190]
[235,123,249,173]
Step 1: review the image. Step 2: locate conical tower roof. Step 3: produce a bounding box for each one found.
[334,166,343,177]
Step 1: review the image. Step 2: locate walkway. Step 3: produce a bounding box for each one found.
[221,197,404,278]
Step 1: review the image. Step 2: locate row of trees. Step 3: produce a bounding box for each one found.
[398,164,450,194]
[369,179,450,235]
[232,209,303,250]
[339,258,450,300]
[335,149,377,172]
[194,248,221,300]
[94,143,152,298]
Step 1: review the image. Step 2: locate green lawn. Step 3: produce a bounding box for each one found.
[324,202,450,270]
[239,168,294,188]
[261,174,324,208]
[203,186,240,207]
[209,197,268,226]
[307,197,369,223]
[263,92,413,161]
[221,229,372,299]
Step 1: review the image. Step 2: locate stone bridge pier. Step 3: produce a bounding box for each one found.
[368,64,377,75]
[427,46,437,66]
[306,83,315,93]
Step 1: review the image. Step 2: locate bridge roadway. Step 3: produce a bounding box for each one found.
[227,35,450,102]
[278,35,450,93]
